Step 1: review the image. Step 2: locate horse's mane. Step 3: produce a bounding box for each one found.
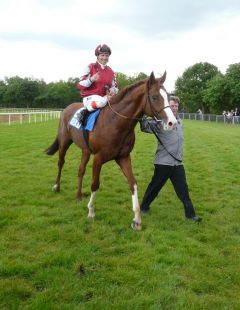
[111,79,147,104]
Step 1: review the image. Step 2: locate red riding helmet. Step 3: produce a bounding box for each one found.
[95,44,112,56]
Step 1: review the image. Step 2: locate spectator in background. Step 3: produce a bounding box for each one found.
[197,108,203,120]
[234,107,240,116]
[226,111,233,124]
[233,107,240,124]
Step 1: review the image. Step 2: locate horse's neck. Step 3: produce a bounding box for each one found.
[111,85,145,120]
[106,99,141,132]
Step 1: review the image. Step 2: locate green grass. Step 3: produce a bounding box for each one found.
[0,120,240,309]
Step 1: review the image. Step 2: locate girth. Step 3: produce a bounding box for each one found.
[82,129,93,153]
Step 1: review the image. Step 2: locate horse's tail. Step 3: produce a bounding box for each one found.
[45,137,59,155]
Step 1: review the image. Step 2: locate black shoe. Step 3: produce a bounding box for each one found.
[187,215,202,223]
[77,109,90,126]
[141,208,150,215]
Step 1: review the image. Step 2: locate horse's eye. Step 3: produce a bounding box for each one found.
[152,95,159,101]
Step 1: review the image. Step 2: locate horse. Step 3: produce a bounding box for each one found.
[45,71,177,230]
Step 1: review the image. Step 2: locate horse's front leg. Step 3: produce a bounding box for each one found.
[76,150,91,200]
[116,156,142,231]
[87,155,102,218]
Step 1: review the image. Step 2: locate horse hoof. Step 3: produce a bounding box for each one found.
[76,195,83,202]
[52,184,60,192]
[76,193,88,201]
[87,213,95,219]
[131,221,142,231]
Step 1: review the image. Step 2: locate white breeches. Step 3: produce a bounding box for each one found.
[83,95,108,112]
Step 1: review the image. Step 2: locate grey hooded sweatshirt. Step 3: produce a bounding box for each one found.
[140,118,183,166]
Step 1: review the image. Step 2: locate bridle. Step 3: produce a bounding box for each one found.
[107,85,171,122]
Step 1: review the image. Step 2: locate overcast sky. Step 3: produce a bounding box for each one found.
[1,0,240,91]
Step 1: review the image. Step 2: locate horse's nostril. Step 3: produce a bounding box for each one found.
[168,122,172,127]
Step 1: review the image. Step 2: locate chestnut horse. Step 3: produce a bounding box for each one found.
[45,72,177,230]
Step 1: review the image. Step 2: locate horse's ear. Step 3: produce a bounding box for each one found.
[148,71,156,88]
[159,71,167,85]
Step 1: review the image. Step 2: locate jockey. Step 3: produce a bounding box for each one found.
[76,44,118,126]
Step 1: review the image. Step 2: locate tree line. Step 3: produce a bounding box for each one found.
[0,72,147,110]
[175,62,240,114]
[0,62,239,114]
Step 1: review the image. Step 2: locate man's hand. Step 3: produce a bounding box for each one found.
[91,72,99,82]
[109,87,117,96]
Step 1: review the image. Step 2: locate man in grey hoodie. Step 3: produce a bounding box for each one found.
[140,96,201,222]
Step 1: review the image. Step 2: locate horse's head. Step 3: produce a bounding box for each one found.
[145,71,177,130]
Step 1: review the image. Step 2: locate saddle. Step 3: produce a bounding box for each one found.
[69,108,100,131]
[69,109,101,152]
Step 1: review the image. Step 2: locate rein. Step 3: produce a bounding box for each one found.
[107,91,171,122]
[108,98,143,121]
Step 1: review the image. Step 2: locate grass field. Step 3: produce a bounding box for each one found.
[0,120,239,309]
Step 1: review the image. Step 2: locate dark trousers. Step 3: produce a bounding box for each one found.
[140,164,196,218]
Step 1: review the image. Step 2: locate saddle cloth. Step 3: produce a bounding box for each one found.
[69,108,101,131]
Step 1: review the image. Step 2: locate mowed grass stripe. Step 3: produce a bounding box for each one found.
[0,120,239,309]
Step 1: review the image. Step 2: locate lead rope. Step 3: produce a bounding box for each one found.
[148,122,182,163]
[107,98,144,121]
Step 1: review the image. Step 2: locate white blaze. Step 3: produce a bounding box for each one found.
[159,89,177,130]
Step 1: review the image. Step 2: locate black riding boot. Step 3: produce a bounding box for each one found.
[77,108,90,127]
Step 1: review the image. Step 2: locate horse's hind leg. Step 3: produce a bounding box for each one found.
[76,150,91,201]
[52,139,72,192]
[116,156,142,231]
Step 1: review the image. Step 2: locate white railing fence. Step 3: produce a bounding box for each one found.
[178,113,240,125]
[0,110,62,125]
[1,109,239,126]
